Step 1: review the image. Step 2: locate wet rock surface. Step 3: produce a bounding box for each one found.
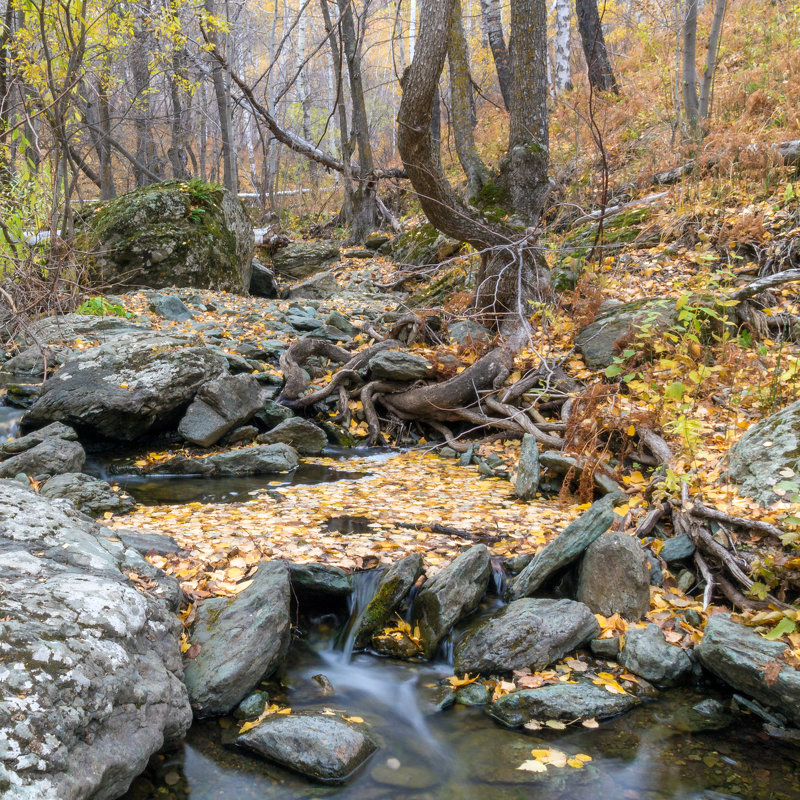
[490,680,639,726]
[183,560,291,717]
[256,417,328,455]
[368,350,433,381]
[454,598,600,674]
[40,472,135,516]
[151,443,299,476]
[412,544,492,658]
[237,714,376,782]
[619,623,693,687]
[697,613,800,725]
[0,480,191,800]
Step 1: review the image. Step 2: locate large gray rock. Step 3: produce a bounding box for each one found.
[178,374,264,447]
[250,259,279,298]
[728,399,800,506]
[355,553,424,648]
[150,443,299,476]
[447,320,494,346]
[183,560,291,717]
[40,473,135,516]
[23,332,227,441]
[0,437,85,479]
[619,623,692,687]
[0,480,191,800]
[287,271,340,300]
[412,545,492,658]
[454,598,600,674]
[273,241,341,280]
[256,417,328,455]
[490,680,638,727]
[148,293,194,322]
[576,532,651,620]
[287,562,353,603]
[81,180,254,293]
[237,714,376,782]
[368,350,433,382]
[510,495,617,599]
[0,421,77,457]
[576,298,678,370]
[659,533,695,563]
[514,433,540,501]
[697,613,800,725]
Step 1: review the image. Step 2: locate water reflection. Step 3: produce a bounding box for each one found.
[124,618,800,800]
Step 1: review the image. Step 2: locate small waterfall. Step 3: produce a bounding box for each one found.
[0,407,23,444]
[489,557,508,597]
[335,568,384,660]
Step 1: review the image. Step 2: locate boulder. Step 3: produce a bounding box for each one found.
[116,530,182,556]
[0,480,191,800]
[575,298,678,370]
[254,399,295,429]
[256,418,328,455]
[40,473,135,516]
[509,495,617,599]
[325,311,360,337]
[576,532,651,620]
[183,560,291,717]
[391,221,460,267]
[728,399,800,506]
[81,180,254,293]
[148,293,194,322]
[272,241,341,280]
[151,443,299,477]
[697,613,800,725]
[0,437,85,479]
[447,320,494,346]
[619,623,692,687]
[454,598,600,674]
[514,433,540,501]
[23,332,227,441]
[368,350,433,382]
[288,270,340,300]
[355,553,424,648]
[490,680,638,727]
[287,562,353,604]
[412,545,492,658]
[177,373,264,447]
[0,421,77,457]
[237,714,376,782]
[250,259,279,298]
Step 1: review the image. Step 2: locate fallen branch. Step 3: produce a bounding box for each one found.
[690,500,785,543]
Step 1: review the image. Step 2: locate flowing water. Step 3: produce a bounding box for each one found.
[2,412,796,800]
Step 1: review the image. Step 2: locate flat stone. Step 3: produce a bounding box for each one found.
[509,495,617,599]
[697,613,800,726]
[619,623,692,687]
[287,562,353,602]
[0,421,77,456]
[288,271,340,299]
[153,443,299,476]
[237,714,376,782]
[454,598,599,674]
[183,560,291,717]
[0,437,85,479]
[490,680,638,727]
[591,636,621,659]
[368,350,433,382]
[257,417,328,455]
[272,241,341,280]
[40,473,135,516]
[576,532,651,620]
[116,530,182,556]
[412,544,492,658]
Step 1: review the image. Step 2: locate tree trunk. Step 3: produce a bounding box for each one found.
[682,0,701,135]
[698,0,726,119]
[97,72,116,198]
[337,0,377,242]
[480,0,512,110]
[205,0,238,193]
[505,0,550,221]
[168,47,191,180]
[0,0,14,186]
[554,0,572,94]
[575,0,618,94]
[131,21,157,186]
[397,0,549,328]
[448,0,489,198]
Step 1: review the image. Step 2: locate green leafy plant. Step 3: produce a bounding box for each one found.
[75,296,132,318]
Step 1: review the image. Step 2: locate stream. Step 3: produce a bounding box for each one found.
[0,413,797,800]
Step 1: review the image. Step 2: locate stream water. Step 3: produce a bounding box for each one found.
[0,412,797,799]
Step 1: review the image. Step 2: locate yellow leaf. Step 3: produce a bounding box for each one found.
[517,760,547,773]
[626,424,636,437]
[343,715,364,723]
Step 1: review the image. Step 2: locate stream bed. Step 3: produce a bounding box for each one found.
[122,614,800,800]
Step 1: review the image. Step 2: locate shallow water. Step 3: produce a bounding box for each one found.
[123,617,800,800]
[0,405,24,443]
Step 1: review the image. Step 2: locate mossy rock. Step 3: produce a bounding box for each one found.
[392,222,462,267]
[80,179,254,293]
